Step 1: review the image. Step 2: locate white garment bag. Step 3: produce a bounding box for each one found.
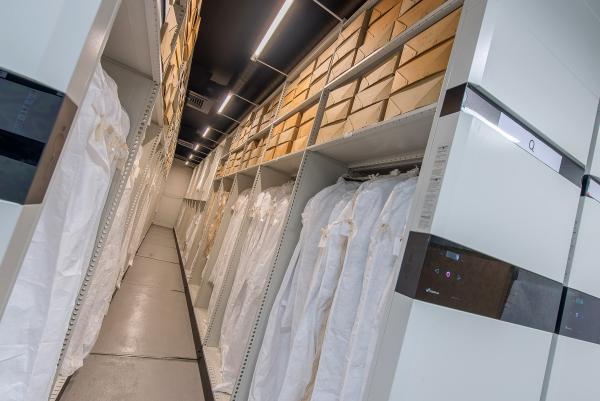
[338,176,417,401]
[205,190,251,327]
[274,187,357,401]
[310,171,418,401]
[60,145,145,377]
[249,180,359,401]
[0,64,130,401]
[216,182,293,395]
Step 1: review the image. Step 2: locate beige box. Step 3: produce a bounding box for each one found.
[297,120,314,139]
[394,0,451,39]
[355,24,395,65]
[317,40,337,68]
[400,0,420,14]
[328,80,359,105]
[283,113,301,131]
[298,59,316,82]
[359,54,399,91]
[322,98,353,126]
[301,103,319,123]
[316,120,346,144]
[333,30,362,65]
[312,58,331,84]
[352,76,394,112]
[278,127,298,144]
[283,89,296,106]
[339,10,367,41]
[385,71,444,119]
[370,0,403,23]
[272,122,285,136]
[267,132,280,148]
[392,38,453,92]
[296,75,311,96]
[308,74,327,98]
[398,7,460,64]
[293,89,309,106]
[263,147,276,162]
[343,100,387,134]
[274,142,293,158]
[291,136,309,153]
[355,3,401,63]
[392,0,461,52]
[328,50,356,83]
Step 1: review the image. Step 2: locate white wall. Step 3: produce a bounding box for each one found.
[153,160,193,228]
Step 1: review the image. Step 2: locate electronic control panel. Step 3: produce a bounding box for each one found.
[396,232,563,333]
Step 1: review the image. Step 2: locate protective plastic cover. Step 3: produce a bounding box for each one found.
[216,182,293,395]
[0,64,129,401]
[249,179,359,401]
[205,189,251,326]
[59,144,144,377]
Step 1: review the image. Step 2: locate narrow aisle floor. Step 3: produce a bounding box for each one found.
[60,225,205,401]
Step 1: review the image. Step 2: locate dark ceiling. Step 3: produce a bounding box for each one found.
[177,0,366,163]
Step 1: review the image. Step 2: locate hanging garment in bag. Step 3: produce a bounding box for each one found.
[273,191,355,401]
[0,64,130,401]
[60,145,144,377]
[310,170,418,401]
[205,190,251,327]
[274,175,405,401]
[338,176,417,401]
[216,182,293,395]
[249,179,359,401]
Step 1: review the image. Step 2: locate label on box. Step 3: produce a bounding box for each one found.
[418,144,449,230]
[498,113,562,173]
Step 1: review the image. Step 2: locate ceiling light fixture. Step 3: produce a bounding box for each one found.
[194,143,200,151]
[188,154,193,160]
[202,127,211,137]
[217,93,233,114]
[253,0,295,60]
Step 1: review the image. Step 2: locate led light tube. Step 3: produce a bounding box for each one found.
[253,0,294,59]
[218,93,233,114]
[202,127,211,137]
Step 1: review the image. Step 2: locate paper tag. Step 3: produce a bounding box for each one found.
[418,144,449,230]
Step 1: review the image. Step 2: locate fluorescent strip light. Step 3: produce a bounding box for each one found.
[463,106,520,144]
[202,127,211,137]
[188,154,193,160]
[185,161,190,166]
[194,143,200,151]
[253,0,295,59]
[218,93,233,114]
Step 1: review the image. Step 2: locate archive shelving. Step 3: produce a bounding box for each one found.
[174,0,467,400]
[48,0,203,397]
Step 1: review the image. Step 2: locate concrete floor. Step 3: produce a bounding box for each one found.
[60,225,205,401]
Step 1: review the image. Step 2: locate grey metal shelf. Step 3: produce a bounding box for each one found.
[308,103,437,168]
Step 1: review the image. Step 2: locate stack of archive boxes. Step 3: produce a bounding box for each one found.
[264,112,301,161]
[161,0,202,126]
[279,61,316,117]
[316,0,460,144]
[293,103,318,152]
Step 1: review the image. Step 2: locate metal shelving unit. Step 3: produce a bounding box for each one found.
[172,1,468,400]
